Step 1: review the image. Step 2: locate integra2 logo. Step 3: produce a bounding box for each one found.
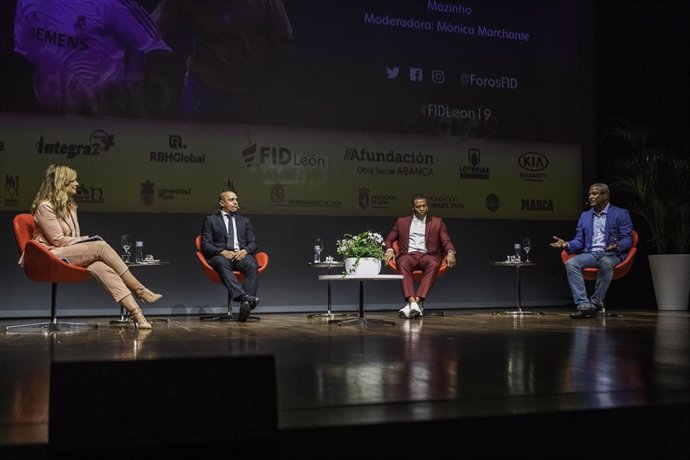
[35,129,116,159]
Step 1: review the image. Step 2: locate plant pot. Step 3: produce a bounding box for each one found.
[649,254,690,311]
[344,257,381,276]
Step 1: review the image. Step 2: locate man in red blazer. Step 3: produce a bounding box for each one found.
[384,194,456,318]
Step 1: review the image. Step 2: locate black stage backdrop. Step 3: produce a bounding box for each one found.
[1,1,687,316]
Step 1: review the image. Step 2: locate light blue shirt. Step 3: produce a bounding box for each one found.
[590,204,608,252]
[408,215,427,253]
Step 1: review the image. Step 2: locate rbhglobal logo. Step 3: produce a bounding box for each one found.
[150,134,205,164]
[34,129,115,158]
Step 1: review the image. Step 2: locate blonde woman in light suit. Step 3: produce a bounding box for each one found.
[23,164,162,328]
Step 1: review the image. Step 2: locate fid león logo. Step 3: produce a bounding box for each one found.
[241,131,326,168]
[242,131,257,167]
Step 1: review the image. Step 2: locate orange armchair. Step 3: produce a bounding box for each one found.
[560,230,639,316]
[8,214,97,332]
[194,235,269,321]
[386,241,450,281]
[386,241,451,316]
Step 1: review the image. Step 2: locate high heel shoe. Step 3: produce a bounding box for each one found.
[135,286,162,304]
[131,307,152,329]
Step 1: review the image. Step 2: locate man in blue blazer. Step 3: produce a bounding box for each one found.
[551,183,633,319]
[201,191,260,321]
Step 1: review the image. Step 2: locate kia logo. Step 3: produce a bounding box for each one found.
[518,152,549,171]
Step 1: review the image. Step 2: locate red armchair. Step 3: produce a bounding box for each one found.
[386,241,450,281]
[560,230,639,316]
[8,213,98,332]
[194,235,269,321]
[386,241,451,315]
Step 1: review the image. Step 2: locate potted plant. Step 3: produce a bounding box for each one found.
[605,118,690,310]
[336,231,385,276]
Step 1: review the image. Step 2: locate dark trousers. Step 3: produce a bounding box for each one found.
[397,252,441,301]
[208,254,259,302]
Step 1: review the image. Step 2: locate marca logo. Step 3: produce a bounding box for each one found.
[521,198,554,211]
[518,152,549,171]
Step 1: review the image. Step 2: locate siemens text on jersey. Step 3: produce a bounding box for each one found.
[31,27,88,50]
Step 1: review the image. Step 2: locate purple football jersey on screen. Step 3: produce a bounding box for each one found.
[14,0,170,111]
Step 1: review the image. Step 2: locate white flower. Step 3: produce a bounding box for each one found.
[336,231,385,260]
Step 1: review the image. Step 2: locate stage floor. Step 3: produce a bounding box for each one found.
[1,308,689,457]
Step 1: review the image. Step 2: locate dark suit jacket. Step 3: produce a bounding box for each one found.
[567,204,633,258]
[200,212,257,259]
[384,215,455,260]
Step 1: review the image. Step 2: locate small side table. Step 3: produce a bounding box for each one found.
[308,261,357,320]
[490,261,542,316]
[110,260,170,326]
[318,274,402,327]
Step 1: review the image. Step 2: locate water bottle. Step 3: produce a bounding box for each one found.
[313,238,322,263]
[135,241,144,263]
[514,243,522,262]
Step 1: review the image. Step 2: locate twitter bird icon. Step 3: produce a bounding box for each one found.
[385,67,400,79]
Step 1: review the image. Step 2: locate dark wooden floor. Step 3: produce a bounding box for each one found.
[1,308,689,459]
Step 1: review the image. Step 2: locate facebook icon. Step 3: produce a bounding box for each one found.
[409,67,423,82]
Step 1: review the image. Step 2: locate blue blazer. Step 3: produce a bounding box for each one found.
[567,204,633,258]
[200,212,257,259]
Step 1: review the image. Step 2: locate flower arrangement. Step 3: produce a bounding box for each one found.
[336,231,385,260]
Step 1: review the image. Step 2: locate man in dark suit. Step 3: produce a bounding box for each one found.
[384,194,456,319]
[201,191,260,321]
[551,183,633,319]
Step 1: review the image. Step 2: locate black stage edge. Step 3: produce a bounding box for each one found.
[49,356,277,447]
[2,402,688,460]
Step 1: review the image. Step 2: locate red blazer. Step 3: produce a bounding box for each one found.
[384,215,455,260]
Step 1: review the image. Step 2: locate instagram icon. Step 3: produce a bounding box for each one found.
[431,70,445,84]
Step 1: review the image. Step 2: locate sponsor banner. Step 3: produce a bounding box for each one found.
[0,113,581,219]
